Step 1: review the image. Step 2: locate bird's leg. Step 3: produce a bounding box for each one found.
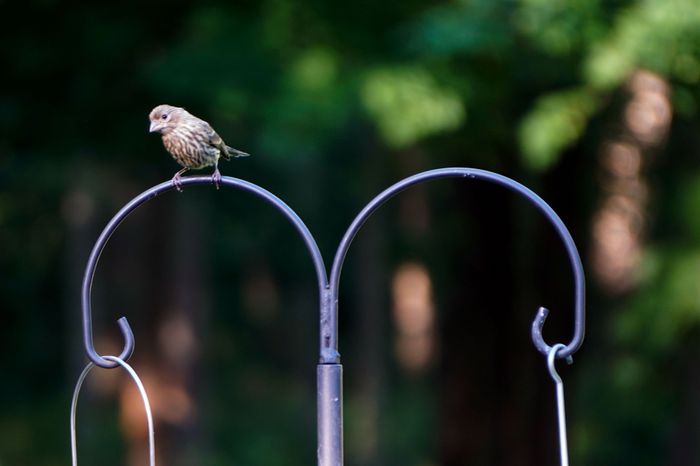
[211,165,222,190]
[172,167,189,192]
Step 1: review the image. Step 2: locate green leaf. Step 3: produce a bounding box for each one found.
[518,88,598,171]
[361,66,466,148]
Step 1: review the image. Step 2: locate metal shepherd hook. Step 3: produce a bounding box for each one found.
[78,167,585,466]
[79,175,329,369]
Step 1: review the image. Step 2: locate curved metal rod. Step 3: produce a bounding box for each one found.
[328,167,585,360]
[82,175,329,368]
[71,356,156,466]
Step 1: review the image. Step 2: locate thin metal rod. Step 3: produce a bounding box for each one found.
[81,176,329,368]
[71,355,156,466]
[328,167,585,360]
[547,343,570,466]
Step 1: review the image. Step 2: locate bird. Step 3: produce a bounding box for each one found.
[148,104,249,191]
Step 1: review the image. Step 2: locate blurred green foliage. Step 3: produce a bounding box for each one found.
[361,66,466,147]
[2,0,700,465]
[518,88,599,170]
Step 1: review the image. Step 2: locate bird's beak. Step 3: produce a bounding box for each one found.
[149,121,160,133]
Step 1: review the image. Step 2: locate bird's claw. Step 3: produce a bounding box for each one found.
[172,173,184,192]
[211,168,222,190]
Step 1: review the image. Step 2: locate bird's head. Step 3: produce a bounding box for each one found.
[149,104,185,134]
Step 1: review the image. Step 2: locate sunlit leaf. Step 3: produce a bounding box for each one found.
[518,88,598,171]
[361,67,465,148]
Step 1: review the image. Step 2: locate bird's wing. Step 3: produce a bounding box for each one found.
[198,121,231,158]
[202,123,224,148]
[209,130,223,148]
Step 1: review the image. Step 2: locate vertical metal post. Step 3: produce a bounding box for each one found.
[318,363,343,466]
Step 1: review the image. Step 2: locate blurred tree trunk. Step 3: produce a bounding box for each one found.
[64,179,98,378]
[147,194,210,466]
[349,217,387,466]
[346,150,388,466]
[438,174,560,466]
[668,335,700,465]
[90,186,211,466]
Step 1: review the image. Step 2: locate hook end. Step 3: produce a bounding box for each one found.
[532,306,575,363]
[116,316,135,361]
[89,316,135,368]
[531,306,551,356]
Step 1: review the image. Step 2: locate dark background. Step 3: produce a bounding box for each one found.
[2,1,700,465]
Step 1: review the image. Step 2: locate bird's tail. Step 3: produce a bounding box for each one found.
[224,146,250,159]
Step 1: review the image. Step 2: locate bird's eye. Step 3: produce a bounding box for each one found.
[161,114,168,120]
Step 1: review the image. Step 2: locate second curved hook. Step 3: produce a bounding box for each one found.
[328,167,586,361]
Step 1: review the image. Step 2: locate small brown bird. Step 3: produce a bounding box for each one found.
[149,104,249,191]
